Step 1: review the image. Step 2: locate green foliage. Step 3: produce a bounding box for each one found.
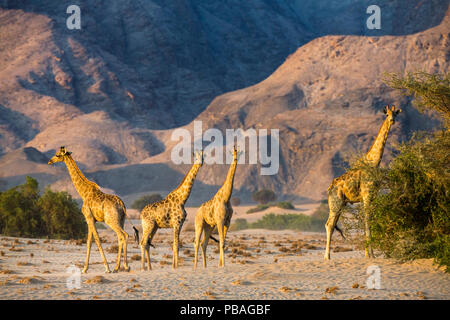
[131,193,163,211]
[252,189,277,204]
[232,205,328,232]
[229,218,248,231]
[383,71,450,128]
[246,201,295,214]
[0,177,42,237]
[246,204,270,214]
[38,188,87,239]
[345,131,450,271]
[0,177,86,239]
[369,131,449,270]
[276,201,295,209]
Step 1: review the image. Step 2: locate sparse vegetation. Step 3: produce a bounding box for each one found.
[131,194,163,211]
[246,201,295,214]
[251,189,277,204]
[231,208,329,232]
[0,177,87,239]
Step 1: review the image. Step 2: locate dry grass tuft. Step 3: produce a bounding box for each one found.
[131,254,141,261]
[84,275,108,284]
[325,286,339,294]
[18,276,42,284]
[107,245,119,253]
[0,269,14,274]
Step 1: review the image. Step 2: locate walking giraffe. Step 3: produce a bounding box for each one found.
[194,146,240,269]
[48,146,138,273]
[139,151,204,270]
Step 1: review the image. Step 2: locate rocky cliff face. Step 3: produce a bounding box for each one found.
[0,1,448,203]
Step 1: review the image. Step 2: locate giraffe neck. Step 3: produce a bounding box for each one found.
[169,163,201,205]
[63,155,97,200]
[364,117,392,167]
[217,156,237,202]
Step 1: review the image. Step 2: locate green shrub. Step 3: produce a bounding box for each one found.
[367,131,449,271]
[252,189,277,204]
[246,204,270,214]
[131,193,163,211]
[0,177,42,237]
[246,201,295,214]
[0,176,86,239]
[229,218,248,231]
[277,201,295,210]
[38,188,87,239]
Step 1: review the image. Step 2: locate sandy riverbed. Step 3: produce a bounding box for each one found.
[0,222,448,300]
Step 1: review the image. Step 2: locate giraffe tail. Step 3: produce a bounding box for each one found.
[210,235,219,243]
[132,226,140,244]
[335,225,346,240]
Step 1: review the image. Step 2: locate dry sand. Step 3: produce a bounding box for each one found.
[0,221,448,300]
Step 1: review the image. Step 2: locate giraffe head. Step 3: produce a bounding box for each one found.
[229,145,242,161]
[48,146,72,165]
[193,150,204,166]
[383,105,401,125]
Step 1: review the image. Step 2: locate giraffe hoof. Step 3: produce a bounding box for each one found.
[123,266,130,272]
[81,269,88,274]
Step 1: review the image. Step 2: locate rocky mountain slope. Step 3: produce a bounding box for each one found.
[0,1,448,204]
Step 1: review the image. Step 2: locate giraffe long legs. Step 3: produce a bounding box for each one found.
[217,222,226,267]
[82,206,110,273]
[200,224,214,269]
[172,226,181,269]
[110,226,129,272]
[324,210,341,260]
[194,220,205,270]
[140,221,157,271]
[362,192,375,258]
[82,229,93,274]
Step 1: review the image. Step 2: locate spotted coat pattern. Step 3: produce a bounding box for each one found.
[139,152,203,270]
[194,147,238,269]
[48,147,131,273]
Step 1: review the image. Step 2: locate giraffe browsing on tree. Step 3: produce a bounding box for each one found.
[324,105,401,260]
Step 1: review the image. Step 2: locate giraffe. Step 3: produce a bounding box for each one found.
[194,146,239,269]
[324,105,401,260]
[48,146,138,273]
[139,151,204,270]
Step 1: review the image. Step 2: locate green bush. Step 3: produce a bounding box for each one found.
[246,204,270,214]
[131,193,163,211]
[246,201,295,214]
[229,218,248,231]
[367,131,449,271]
[231,210,328,232]
[38,188,87,239]
[0,176,86,239]
[277,201,295,210]
[252,189,277,204]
